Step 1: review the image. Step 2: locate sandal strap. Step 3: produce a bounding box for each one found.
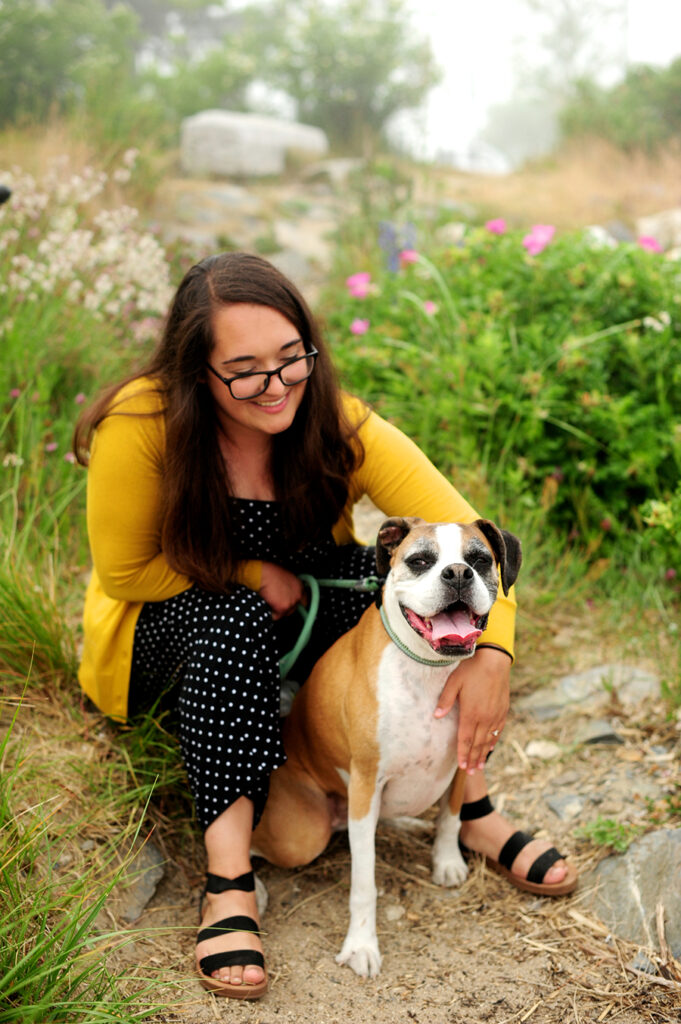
[498,830,533,870]
[204,870,254,894]
[527,846,566,885]
[459,795,494,821]
[498,832,567,884]
[199,949,265,976]
[197,913,261,944]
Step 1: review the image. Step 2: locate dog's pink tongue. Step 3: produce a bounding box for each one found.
[431,610,481,642]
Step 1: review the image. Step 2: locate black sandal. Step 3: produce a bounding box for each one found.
[459,796,577,896]
[196,870,268,999]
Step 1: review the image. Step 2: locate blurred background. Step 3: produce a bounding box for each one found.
[2,0,681,174]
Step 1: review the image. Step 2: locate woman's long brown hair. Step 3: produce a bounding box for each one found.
[73,252,365,592]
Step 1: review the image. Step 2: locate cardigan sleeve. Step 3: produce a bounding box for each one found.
[346,398,518,658]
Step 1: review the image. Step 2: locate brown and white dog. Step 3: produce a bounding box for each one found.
[252,517,522,977]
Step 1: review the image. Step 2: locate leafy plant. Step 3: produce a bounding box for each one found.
[323,220,681,568]
[575,816,644,853]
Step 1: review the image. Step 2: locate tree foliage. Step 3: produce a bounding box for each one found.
[0,0,441,155]
[0,0,139,129]
[249,0,441,152]
[560,58,681,152]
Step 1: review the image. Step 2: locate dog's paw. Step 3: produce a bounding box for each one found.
[335,935,382,978]
[432,850,468,888]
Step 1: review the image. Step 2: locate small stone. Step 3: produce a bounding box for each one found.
[384,904,406,922]
[629,951,658,975]
[574,719,623,745]
[525,739,562,759]
[545,793,587,821]
[119,842,165,923]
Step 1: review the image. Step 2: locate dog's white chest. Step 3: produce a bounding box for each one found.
[374,646,459,817]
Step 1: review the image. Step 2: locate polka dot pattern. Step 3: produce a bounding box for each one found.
[128,500,377,830]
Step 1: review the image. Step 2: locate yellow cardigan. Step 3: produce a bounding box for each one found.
[79,379,517,721]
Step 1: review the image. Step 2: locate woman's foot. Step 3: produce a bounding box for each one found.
[460,807,574,890]
[458,773,577,895]
[196,872,267,998]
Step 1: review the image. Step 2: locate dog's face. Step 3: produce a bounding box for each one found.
[376,517,521,658]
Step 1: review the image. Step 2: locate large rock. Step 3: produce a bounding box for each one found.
[582,830,681,957]
[180,111,329,178]
[516,664,660,720]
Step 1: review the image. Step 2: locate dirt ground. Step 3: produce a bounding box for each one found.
[117,660,681,1024]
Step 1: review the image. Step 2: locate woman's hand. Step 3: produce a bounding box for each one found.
[433,646,511,773]
[259,562,306,620]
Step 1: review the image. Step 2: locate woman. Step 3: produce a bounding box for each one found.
[74,252,576,1001]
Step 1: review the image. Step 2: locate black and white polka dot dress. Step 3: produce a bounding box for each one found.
[128,500,376,830]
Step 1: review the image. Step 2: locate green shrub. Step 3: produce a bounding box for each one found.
[324,222,681,567]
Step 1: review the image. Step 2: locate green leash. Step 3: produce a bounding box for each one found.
[278,573,383,680]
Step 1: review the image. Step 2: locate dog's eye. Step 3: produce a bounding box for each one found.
[470,552,493,571]
[405,554,435,573]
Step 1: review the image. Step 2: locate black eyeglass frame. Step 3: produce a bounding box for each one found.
[205,348,319,400]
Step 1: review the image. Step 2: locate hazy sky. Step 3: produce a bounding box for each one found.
[407,0,681,160]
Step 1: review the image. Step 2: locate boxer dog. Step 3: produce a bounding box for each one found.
[252,517,521,977]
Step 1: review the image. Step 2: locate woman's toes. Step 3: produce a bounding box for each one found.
[242,964,265,985]
[542,858,568,884]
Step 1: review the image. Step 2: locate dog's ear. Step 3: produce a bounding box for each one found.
[375,517,424,576]
[473,519,522,596]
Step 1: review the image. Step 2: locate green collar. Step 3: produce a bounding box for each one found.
[379,604,461,667]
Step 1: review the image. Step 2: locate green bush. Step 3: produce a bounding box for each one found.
[323,221,681,565]
[561,58,681,152]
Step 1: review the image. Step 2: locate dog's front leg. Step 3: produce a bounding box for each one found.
[336,776,383,978]
[431,777,468,887]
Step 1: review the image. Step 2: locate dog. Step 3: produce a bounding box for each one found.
[252,516,522,977]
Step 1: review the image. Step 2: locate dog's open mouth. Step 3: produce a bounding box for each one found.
[402,601,485,653]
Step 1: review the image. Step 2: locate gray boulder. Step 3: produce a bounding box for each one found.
[180,111,329,178]
[516,664,660,720]
[582,830,681,957]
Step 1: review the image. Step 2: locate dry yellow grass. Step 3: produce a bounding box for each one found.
[414,139,681,230]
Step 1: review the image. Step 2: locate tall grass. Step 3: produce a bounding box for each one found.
[0,688,179,1022]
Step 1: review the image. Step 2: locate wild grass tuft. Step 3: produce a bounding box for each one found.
[0,694,173,1022]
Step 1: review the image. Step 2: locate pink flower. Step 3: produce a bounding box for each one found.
[665,568,677,581]
[45,442,58,453]
[523,224,555,255]
[63,452,77,464]
[350,318,370,335]
[638,235,663,253]
[346,272,371,298]
[74,392,86,404]
[399,249,419,265]
[10,388,21,399]
[485,218,506,235]
[423,300,438,315]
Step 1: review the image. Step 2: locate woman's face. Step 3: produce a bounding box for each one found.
[205,303,309,444]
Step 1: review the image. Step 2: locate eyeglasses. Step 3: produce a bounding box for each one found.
[205,348,318,400]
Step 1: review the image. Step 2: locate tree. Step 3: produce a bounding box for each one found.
[0,0,139,128]
[249,0,442,153]
[561,57,681,152]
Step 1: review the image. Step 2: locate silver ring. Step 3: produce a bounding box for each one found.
[491,729,500,737]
